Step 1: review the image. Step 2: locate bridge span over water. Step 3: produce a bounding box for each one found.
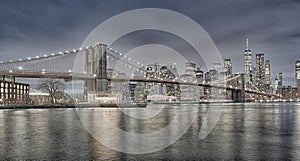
[0,43,280,102]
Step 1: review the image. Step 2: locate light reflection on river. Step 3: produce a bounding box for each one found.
[0,103,300,160]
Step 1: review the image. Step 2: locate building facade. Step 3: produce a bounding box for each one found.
[244,39,252,79]
[255,53,265,91]
[224,58,232,76]
[296,60,300,88]
[265,60,271,93]
[0,79,29,104]
[277,72,283,95]
[185,62,196,76]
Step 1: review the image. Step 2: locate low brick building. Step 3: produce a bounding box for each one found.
[0,79,30,104]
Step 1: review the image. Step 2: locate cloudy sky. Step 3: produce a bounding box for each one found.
[0,0,300,85]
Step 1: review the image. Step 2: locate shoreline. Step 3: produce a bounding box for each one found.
[1,101,300,110]
[0,103,148,109]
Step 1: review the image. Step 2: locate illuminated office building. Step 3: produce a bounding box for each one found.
[224,58,232,76]
[296,60,300,88]
[255,53,265,91]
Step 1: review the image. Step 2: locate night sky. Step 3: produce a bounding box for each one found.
[1,0,300,85]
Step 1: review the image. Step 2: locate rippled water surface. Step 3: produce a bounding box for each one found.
[1,103,300,160]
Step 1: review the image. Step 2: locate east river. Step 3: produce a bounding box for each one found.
[1,103,300,160]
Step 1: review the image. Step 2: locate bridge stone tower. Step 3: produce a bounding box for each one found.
[84,43,108,98]
[231,73,245,102]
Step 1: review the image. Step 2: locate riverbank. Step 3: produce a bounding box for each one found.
[0,104,75,109]
[0,103,147,109]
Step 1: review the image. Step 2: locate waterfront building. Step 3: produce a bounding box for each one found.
[265,60,271,93]
[0,76,29,104]
[250,68,256,85]
[296,60,300,88]
[154,62,160,79]
[282,86,298,98]
[224,58,232,76]
[195,67,204,99]
[195,67,204,83]
[277,72,283,95]
[185,62,197,76]
[213,63,222,72]
[255,53,265,91]
[29,90,50,104]
[274,76,279,94]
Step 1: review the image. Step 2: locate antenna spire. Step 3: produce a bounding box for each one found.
[246,38,249,50]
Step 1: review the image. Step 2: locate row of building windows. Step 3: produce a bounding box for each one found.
[0,80,29,104]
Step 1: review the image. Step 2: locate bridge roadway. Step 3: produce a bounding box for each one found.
[0,70,278,98]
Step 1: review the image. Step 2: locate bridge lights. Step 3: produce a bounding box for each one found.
[51,53,55,56]
[43,55,48,57]
[68,70,72,73]
[27,57,31,60]
[9,70,13,73]
[18,66,22,70]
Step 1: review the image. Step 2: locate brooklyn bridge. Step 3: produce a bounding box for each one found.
[0,42,280,103]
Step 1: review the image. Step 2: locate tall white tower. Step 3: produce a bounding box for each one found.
[244,39,252,79]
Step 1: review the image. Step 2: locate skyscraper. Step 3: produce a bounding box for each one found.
[274,76,279,94]
[265,60,271,92]
[195,67,204,82]
[277,72,283,95]
[185,62,197,76]
[224,58,232,76]
[296,60,300,88]
[255,53,265,91]
[244,39,252,78]
[213,63,222,72]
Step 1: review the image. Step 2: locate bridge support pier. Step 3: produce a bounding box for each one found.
[232,90,245,102]
[232,74,245,102]
[84,43,108,101]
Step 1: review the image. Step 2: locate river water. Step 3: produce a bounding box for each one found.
[0,103,300,160]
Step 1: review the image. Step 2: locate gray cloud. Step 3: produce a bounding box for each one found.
[0,0,300,85]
